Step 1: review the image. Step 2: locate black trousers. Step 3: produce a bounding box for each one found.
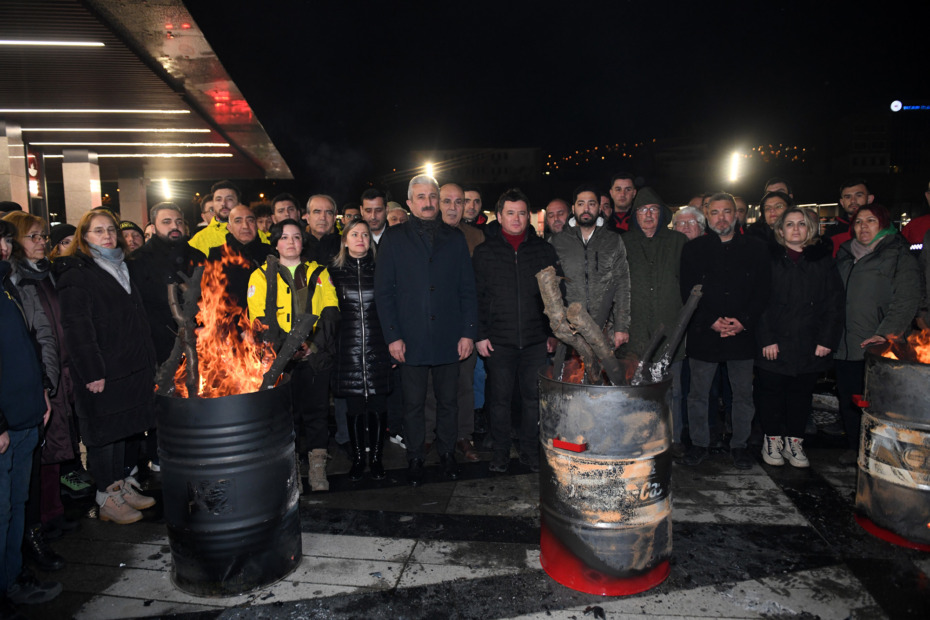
[291,362,331,452]
[754,368,818,437]
[401,363,458,460]
[485,342,547,463]
[835,359,865,449]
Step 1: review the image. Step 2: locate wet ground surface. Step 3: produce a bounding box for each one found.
[22,430,930,620]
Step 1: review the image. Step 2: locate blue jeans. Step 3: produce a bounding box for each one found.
[0,426,38,592]
[473,356,486,409]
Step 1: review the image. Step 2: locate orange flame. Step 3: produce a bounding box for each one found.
[562,355,585,384]
[174,246,275,398]
[880,329,930,365]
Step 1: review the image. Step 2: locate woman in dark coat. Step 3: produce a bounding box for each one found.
[756,207,844,468]
[834,204,920,464]
[3,211,76,569]
[329,219,391,480]
[56,209,157,524]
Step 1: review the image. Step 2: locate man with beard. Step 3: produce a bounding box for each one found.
[360,188,389,247]
[462,185,488,229]
[679,193,770,469]
[550,183,631,349]
[130,202,205,365]
[825,179,873,256]
[375,175,477,486]
[189,180,244,255]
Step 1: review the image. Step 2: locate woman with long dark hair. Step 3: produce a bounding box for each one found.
[56,209,156,524]
[329,219,392,480]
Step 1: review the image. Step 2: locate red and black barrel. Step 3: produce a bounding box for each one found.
[538,366,672,595]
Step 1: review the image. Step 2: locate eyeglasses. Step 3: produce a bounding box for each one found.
[674,220,698,227]
[636,206,659,214]
[88,226,117,236]
[26,233,49,243]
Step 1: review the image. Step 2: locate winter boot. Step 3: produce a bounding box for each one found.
[308,449,330,492]
[23,524,65,571]
[96,482,143,524]
[347,415,367,481]
[121,476,155,510]
[368,411,387,480]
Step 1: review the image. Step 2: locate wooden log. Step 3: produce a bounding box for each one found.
[566,302,626,386]
[261,312,317,389]
[155,266,204,396]
[535,266,601,384]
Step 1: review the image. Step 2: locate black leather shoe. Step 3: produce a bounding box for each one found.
[680,446,710,467]
[23,525,65,572]
[407,458,425,486]
[440,452,460,480]
[731,447,754,470]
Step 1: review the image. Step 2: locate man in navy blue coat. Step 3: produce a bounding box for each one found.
[375,174,478,486]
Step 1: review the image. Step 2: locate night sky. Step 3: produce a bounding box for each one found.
[187,1,930,200]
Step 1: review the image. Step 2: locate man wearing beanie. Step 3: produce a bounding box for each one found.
[120,221,144,253]
[621,187,689,454]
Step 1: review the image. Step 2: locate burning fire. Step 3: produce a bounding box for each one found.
[561,355,585,384]
[174,246,275,398]
[880,329,930,364]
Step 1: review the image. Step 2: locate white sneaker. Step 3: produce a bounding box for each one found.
[762,435,785,466]
[781,437,810,468]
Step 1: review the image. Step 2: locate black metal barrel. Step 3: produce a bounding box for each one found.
[855,349,930,548]
[155,381,302,596]
[538,366,672,595]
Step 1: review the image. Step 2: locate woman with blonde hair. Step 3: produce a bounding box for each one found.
[329,219,392,480]
[756,207,843,468]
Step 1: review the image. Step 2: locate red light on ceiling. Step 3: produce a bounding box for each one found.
[165,23,174,30]
[181,23,191,29]
[212,90,231,102]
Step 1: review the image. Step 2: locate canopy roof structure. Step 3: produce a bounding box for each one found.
[0,0,292,182]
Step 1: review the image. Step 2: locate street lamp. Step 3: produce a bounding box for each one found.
[728,151,740,183]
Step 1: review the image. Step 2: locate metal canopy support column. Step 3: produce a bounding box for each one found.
[118,169,148,226]
[62,149,102,225]
[0,121,29,208]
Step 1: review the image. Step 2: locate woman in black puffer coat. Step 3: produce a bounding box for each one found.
[329,219,392,480]
[755,207,844,469]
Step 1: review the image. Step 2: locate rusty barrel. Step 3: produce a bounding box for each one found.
[854,349,930,549]
[155,380,302,596]
[538,366,672,595]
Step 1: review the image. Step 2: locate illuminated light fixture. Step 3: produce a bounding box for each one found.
[22,127,210,133]
[43,153,232,159]
[0,108,189,114]
[161,179,172,200]
[728,151,740,182]
[29,142,229,147]
[425,162,434,177]
[0,39,104,47]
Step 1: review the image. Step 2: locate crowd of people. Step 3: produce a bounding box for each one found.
[1,171,929,613]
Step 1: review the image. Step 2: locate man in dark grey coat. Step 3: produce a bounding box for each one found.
[679,192,770,470]
[375,174,478,486]
[550,183,631,349]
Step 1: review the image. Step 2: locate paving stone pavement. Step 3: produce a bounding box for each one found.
[20,439,930,619]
